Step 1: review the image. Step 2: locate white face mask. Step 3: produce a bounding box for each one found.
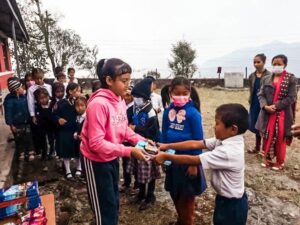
[133,97,144,107]
[271,65,284,74]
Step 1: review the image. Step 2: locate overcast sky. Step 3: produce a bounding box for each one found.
[43,0,300,76]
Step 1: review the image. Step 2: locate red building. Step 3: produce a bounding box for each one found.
[0,0,29,90]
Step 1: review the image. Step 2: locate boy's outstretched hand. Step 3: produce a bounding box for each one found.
[131,147,151,161]
[156,143,168,151]
[153,152,168,164]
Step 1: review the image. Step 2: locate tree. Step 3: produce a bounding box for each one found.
[14,0,98,77]
[143,69,161,79]
[168,40,197,78]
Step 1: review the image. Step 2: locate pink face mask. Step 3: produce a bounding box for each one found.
[172,95,190,107]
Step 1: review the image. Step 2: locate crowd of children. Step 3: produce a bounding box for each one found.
[2,54,298,225]
[3,67,88,181]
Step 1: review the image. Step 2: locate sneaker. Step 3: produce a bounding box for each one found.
[29,155,35,161]
[18,154,25,161]
[261,159,272,168]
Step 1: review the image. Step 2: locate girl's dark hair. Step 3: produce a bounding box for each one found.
[32,68,44,78]
[66,83,80,98]
[92,80,101,92]
[54,66,64,76]
[255,53,266,63]
[24,72,32,80]
[216,103,248,134]
[57,72,66,79]
[34,88,49,102]
[191,86,201,112]
[96,58,132,89]
[75,96,87,106]
[169,76,201,112]
[161,84,170,109]
[272,54,288,65]
[68,67,75,74]
[52,82,65,97]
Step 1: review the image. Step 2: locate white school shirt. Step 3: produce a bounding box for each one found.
[27,83,52,117]
[150,92,163,113]
[199,135,245,198]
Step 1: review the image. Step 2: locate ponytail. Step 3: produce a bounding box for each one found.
[190,86,201,112]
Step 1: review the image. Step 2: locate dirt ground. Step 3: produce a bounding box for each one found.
[13,88,300,225]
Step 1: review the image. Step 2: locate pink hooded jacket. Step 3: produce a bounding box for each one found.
[80,88,144,162]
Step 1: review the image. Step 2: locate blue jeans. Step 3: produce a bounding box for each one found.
[213,193,248,225]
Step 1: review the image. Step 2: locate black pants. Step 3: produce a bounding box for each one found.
[13,124,32,157]
[138,180,156,202]
[83,157,119,225]
[35,128,54,159]
[213,193,248,225]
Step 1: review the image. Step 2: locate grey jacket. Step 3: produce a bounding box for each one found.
[248,69,272,104]
[255,73,297,137]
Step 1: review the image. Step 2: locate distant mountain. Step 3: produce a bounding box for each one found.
[200,41,300,78]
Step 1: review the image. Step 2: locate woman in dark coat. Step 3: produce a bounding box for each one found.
[256,54,297,171]
[248,54,272,153]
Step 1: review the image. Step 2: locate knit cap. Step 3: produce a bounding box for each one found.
[8,79,22,93]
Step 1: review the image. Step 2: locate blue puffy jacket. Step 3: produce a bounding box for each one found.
[3,93,30,126]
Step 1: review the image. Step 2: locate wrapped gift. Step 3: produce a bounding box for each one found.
[21,206,47,225]
[0,182,41,220]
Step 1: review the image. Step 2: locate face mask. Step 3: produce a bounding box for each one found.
[133,97,145,107]
[172,95,190,107]
[271,66,284,74]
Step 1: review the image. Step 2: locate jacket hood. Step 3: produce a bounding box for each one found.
[88,88,122,105]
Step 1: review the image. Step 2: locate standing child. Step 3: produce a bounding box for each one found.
[4,79,33,161]
[49,82,65,159]
[34,88,55,161]
[256,54,297,170]
[161,76,207,225]
[120,85,138,193]
[155,103,249,225]
[55,83,81,179]
[27,68,52,157]
[80,58,148,225]
[73,96,87,178]
[128,78,161,210]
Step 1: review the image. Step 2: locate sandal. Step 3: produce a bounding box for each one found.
[271,163,284,171]
[261,159,272,168]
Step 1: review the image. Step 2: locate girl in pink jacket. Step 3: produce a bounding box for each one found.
[80,58,148,225]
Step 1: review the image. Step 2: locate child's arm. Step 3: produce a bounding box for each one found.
[27,88,35,117]
[159,140,207,151]
[154,152,201,165]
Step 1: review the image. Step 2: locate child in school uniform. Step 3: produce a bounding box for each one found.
[34,88,55,161]
[27,68,52,156]
[49,82,65,159]
[73,96,87,178]
[120,85,139,193]
[155,103,249,225]
[4,79,33,161]
[161,76,206,225]
[55,83,81,179]
[127,78,161,210]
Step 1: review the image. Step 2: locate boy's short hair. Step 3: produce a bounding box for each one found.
[216,103,248,134]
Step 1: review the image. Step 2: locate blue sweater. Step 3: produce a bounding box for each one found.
[4,93,30,126]
[161,101,203,155]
